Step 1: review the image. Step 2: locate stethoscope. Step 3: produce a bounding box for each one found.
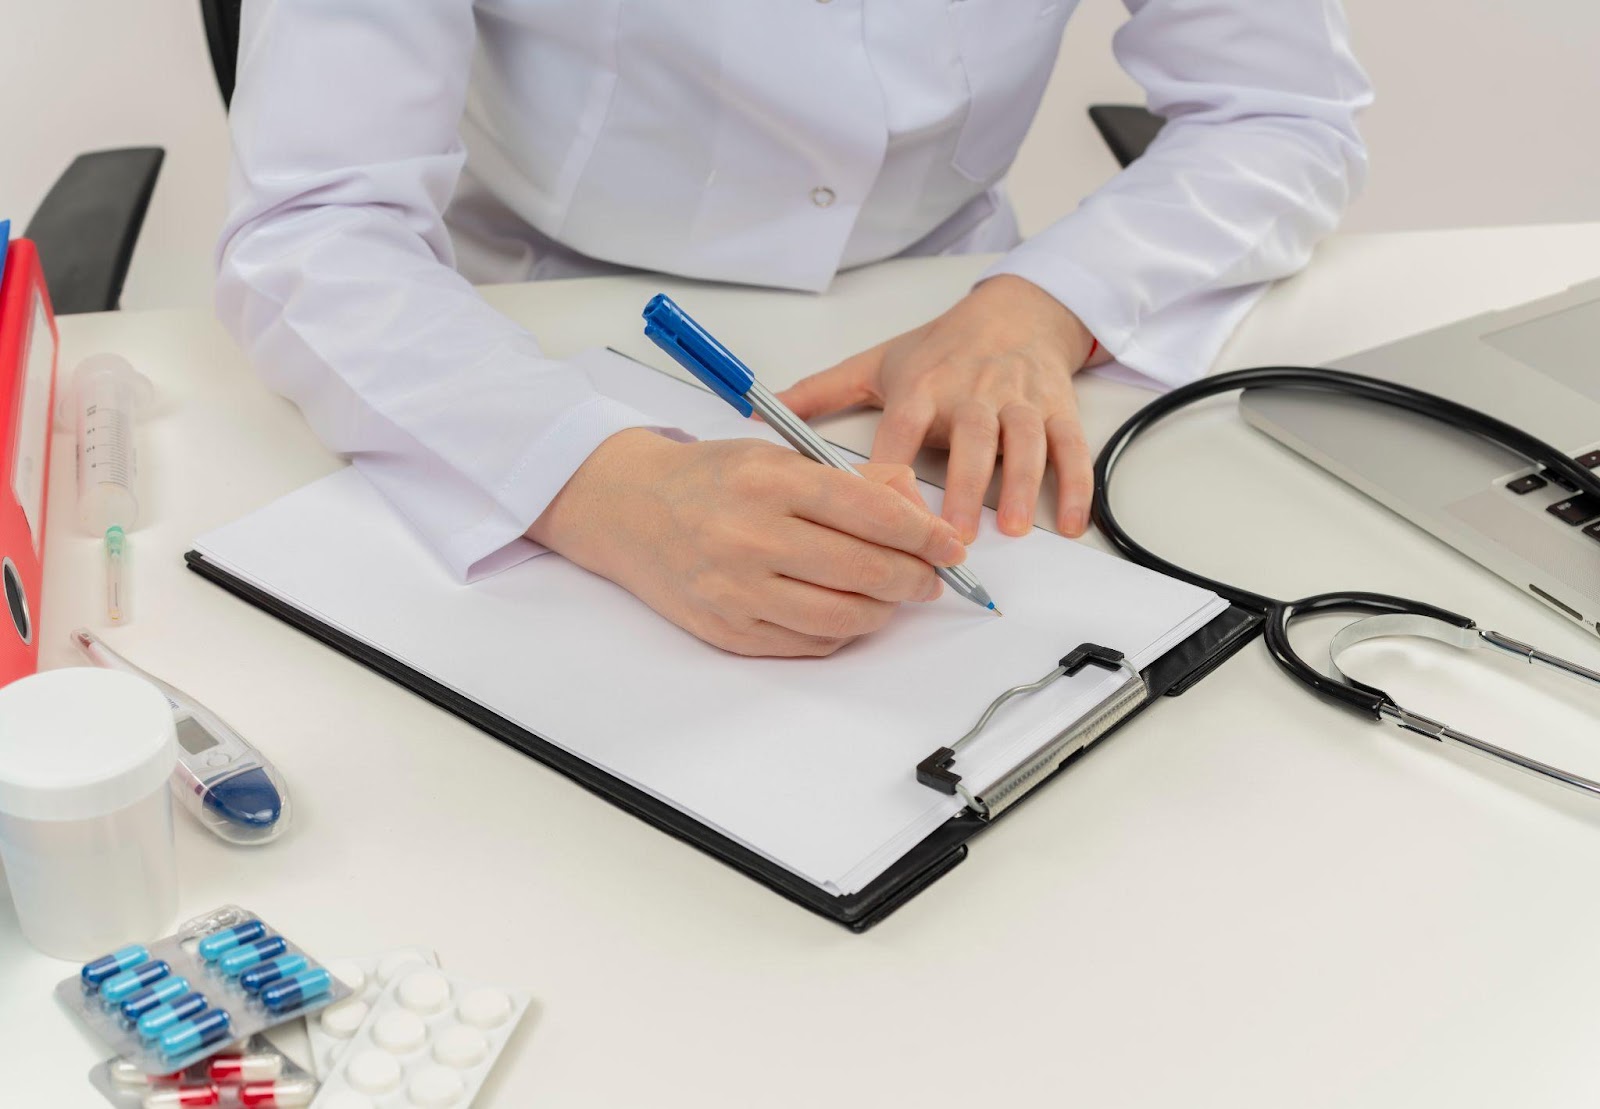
[1092,366,1600,799]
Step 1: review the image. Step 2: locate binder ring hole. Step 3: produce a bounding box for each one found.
[4,557,30,645]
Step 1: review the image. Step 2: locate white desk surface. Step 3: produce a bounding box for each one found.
[6,222,1600,1107]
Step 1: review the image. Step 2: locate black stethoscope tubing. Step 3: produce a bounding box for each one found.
[1091,366,1600,722]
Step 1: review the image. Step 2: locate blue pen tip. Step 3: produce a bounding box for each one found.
[988,603,1002,616]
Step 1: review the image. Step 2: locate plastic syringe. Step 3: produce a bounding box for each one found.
[70,355,152,623]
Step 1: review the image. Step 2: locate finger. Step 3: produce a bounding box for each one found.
[855,461,928,510]
[721,621,847,658]
[870,391,936,466]
[785,464,966,566]
[769,520,942,603]
[941,402,1000,544]
[996,404,1046,536]
[1046,410,1094,536]
[760,577,898,641]
[774,347,881,421]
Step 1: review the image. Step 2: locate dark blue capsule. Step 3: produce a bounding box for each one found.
[239,953,308,994]
[261,967,332,1013]
[120,975,190,1020]
[137,992,208,1039]
[81,945,148,986]
[197,919,266,961]
[160,1008,232,1057]
[101,960,171,1002]
[218,935,288,976]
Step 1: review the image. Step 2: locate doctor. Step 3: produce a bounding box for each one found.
[217,0,1369,657]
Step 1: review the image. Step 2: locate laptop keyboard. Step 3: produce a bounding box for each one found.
[1509,450,1600,538]
[1549,495,1600,526]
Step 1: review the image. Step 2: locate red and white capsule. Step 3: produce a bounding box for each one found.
[141,1085,219,1108]
[206,1052,285,1083]
[109,1059,184,1086]
[236,1077,317,1107]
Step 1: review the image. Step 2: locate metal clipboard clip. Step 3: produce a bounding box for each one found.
[915,643,1148,820]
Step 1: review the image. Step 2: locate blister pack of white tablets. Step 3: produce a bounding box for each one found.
[307,966,528,1109]
[307,949,439,1079]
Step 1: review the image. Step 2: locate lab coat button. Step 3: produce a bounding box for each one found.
[810,187,836,208]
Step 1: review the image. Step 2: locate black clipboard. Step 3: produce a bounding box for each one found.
[184,548,1260,931]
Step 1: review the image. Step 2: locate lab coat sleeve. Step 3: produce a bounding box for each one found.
[215,0,658,581]
[982,0,1372,387]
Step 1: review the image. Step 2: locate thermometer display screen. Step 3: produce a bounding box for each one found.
[176,717,220,756]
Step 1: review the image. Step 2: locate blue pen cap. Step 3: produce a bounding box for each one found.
[642,294,757,417]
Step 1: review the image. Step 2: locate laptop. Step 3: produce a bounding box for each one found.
[1240,278,1600,637]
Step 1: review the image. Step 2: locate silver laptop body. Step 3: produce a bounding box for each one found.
[1240,278,1600,637]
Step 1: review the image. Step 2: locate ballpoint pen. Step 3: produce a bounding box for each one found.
[642,293,1001,615]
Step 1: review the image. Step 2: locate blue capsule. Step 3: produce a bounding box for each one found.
[101,960,171,1002]
[120,975,190,1020]
[160,1007,232,1058]
[81,945,149,987]
[197,919,266,962]
[260,967,332,1013]
[218,935,287,976]
[137,992,208,1039]
[239,953,308,994]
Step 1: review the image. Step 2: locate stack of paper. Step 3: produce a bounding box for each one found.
[194,351,1226,895]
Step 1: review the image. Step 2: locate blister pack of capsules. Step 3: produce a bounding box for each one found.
[307,949,439,1079]
[308,966,528,1109]
[58,905,352,1075]
[89,1034,317,1108]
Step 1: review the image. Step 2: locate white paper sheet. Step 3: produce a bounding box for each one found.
[195,350,1226,894]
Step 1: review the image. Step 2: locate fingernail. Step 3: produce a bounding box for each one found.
[1063,508,1087,536]
[938,534,966,565]
[919,578,944,602]
[999,508,1028,536]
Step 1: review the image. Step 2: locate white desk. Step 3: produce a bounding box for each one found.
[6,223,1600,1107]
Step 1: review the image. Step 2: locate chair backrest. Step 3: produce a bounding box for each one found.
[23,149,166,314]
[1087,105,1166,168]
[199,0,243,108]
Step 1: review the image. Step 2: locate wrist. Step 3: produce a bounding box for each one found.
[974,273,1098,371]
[526,427,677,568]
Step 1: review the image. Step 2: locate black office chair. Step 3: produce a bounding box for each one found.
[23,147,166,315]
[17,3,245,315]
[1088,104,1165,168]
[199,0,243,109]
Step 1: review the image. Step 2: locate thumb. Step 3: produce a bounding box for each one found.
[775,346,883,421]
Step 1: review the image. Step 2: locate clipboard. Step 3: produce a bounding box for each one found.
[185,546,1260,931]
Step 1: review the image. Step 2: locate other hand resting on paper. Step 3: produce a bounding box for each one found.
[526,430,967,657]
[776,275,1110,544]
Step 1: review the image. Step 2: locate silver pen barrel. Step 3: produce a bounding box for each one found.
[746,382,999,613]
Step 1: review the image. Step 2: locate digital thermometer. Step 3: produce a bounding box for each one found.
[72,628,291,845]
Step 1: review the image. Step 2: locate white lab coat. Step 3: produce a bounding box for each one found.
[216,0,1370,580]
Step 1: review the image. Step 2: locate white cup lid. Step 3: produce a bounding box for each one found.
[0,668,176,821]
